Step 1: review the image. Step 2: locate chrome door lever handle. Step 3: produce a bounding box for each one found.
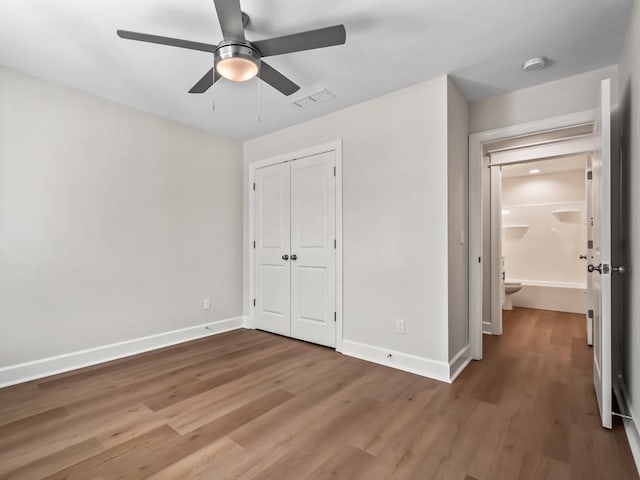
[282,254,289,261]
[612,265,626,274]
[588,264,602,274]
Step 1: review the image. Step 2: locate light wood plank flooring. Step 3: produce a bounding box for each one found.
[0,308,637,479]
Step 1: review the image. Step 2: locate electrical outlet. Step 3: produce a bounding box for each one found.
[203,298,211,310]
[395,318,405,334]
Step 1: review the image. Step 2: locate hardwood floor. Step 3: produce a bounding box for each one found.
[0,308,637,479]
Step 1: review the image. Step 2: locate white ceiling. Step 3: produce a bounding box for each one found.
[502,154,587,178]
[0,0,633,140]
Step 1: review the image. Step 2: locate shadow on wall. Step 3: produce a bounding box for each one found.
[616,81,632,414]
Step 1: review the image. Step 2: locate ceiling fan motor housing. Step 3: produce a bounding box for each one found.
[215,41,261,74]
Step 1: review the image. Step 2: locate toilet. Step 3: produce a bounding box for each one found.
[503,281,522,310]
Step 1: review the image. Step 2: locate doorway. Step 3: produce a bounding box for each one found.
[248,140,343,350]
[488,151,592,339]
[468,78,619,430]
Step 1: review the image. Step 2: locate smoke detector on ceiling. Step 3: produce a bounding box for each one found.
[522,57,547,72]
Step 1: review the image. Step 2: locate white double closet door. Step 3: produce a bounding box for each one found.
[254,151,336,348]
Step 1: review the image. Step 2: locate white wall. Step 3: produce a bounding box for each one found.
[244,77,454,368]
[618,0,640,468]
[474,67,618,329]
[0,66,243,367]
[470,66,618,133]
[502,169,587,285]
[447,79,470,359]
[501,168,587,314]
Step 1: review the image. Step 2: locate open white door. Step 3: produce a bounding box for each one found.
[588,78,612,429]
[585,162,594,346]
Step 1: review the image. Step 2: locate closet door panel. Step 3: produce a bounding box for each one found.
[254,163,291,336]
[290,152,336,347]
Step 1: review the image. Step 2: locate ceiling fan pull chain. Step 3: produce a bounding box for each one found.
[212,70,216,112]
[257,73,262,123]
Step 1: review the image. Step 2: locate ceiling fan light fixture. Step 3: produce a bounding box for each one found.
[214,43,260,82]
[216,57,258,82]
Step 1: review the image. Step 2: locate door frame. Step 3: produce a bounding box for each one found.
[468,110,597,360]
[247,140,344,351]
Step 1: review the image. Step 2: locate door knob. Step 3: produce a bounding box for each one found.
[282,254,289,261]
[290,254,298,261]
[612,265,626,274]
[588,264,602,274]
[579,254,588,260]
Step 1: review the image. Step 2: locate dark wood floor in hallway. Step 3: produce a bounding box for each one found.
[0,308,637,479]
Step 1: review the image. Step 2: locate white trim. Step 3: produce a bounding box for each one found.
[488,134,595,166]
[334,141,344,352]
[0,316,244,388]
[469,109,597,361]
[490,166,503,335]
[341,339,451,383]
[503,200,585,209]
[509,279,587,289]
[618,382,640,476]
[449,344,471,382]
[624,418,640,478]
[247,140,344,351]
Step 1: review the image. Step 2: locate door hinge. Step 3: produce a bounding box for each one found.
[334,312,337,322]
[253,298,256,307]
[253,240,256,249]
[478,257,481,263]
[253,182,256,191]
[333,166,336,177]
[334,239,336,249]
[588,309,594,319]
[587,171,593,180]
[588,240,594,249]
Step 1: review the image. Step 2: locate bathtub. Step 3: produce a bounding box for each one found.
[509,280,587,314]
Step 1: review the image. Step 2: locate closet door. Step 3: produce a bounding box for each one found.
[254,163,291,336]
[290,152,336,347]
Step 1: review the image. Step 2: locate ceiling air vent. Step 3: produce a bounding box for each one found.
[292,88,335,108]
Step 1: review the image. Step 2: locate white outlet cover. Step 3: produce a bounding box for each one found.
[203,298,211,310]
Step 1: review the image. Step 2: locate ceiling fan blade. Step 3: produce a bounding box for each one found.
[117,30,216,53]
[188,68,221,94]
[252,25,346,57]
[258,62,300,96]
[213,0,246,41]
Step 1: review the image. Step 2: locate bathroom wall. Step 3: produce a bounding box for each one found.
[501,162,587,313]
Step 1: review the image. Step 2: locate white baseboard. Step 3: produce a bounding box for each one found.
[449,344,471,382]
[618,384,640,477]
[242,315,254,329]
[0,316,244,388]
[624,417,640,477]
[341,339,450,383]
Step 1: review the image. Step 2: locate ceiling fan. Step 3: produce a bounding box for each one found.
[117,0,346,96]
